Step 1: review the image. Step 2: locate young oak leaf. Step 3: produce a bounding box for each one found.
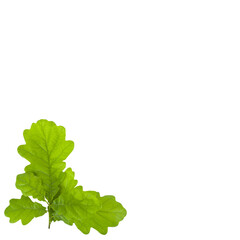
[75,195,127,235]
[17,119,74,202]
[52,168,127,234]
[50,168,78,226]
[16,172,45,201]
[58,168,78,194]
[5,195,47,225]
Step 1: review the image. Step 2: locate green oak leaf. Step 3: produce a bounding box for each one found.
[52,168,127,234]
[17,119,74,202]
[5,195,47,225]
[58,168,78,194]
[16,172,45,201]
[50,168,78,226]
[75,195,127,235]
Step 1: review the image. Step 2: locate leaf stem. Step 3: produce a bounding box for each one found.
[48,205,52,229]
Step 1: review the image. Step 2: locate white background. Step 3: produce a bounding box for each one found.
[0,1,240,239]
